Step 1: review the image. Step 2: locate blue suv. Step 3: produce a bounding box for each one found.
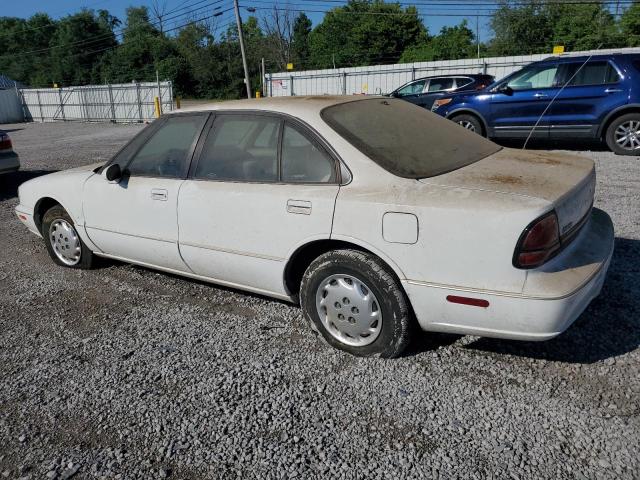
[431,53,640,155]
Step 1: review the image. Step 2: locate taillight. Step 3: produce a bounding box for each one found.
[0,134,11,150]
[513,211,560,269]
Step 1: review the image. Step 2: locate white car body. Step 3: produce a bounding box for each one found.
[16,97,614,342]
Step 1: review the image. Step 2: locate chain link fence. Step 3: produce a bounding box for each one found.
[18,81,173,123]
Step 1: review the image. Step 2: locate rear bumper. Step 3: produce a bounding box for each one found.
[0,152,20,174]
[404,208,614,341]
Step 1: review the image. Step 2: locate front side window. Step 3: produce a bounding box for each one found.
[396,80,426,96]
[194,115,280,182]
[126,115,207,178]
[281,124,336,183]
[562,61,621,86]
[506,64,559,91]
[427,78,454,92]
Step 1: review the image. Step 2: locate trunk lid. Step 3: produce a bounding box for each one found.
[420,147,595,235]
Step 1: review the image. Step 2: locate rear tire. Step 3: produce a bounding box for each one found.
[299,249,413,358]
[450,113,484,136]
[42,205,94,269]
[605,113,640,155]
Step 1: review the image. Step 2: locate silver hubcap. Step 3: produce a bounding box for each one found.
[315,274,382,347]
[49,219,81,266]
[615,120,640,151]
[458,120,476,131]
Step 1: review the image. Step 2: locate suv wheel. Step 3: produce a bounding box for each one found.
[606,113,640,156]
[450,114,484,136]
[299,249,413,358]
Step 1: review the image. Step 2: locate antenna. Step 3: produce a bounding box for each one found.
[522,45,602,150]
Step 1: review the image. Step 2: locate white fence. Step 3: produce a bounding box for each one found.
[0,89,23,123]
[266,47,639,97]
[19,81,173,123]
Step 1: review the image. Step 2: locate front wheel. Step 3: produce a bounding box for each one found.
[450,114,484,136]
[42,205,94,269]
[605,113,640,155]
[299,249,413,358]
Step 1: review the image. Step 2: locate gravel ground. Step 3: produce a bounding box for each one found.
[0,121,638,480]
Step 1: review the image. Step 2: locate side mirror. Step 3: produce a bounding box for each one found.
[497,84,513,95]
[105,163,122,182]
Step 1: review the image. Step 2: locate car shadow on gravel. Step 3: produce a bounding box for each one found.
[0,169,58,201]
[463,237,640,364]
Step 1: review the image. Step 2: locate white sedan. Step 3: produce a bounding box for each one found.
[15,97,614,358]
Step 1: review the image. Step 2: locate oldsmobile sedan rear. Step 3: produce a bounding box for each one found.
[15,97,614,358]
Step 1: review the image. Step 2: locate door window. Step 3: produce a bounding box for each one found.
[453,77,474,89]
[561,61,621,86]
[281,124,336,183]
[427,78,454,92]
[506,64,559,91]
[126,115,207,178]
[396,80,426,96]
[194,115,280,182]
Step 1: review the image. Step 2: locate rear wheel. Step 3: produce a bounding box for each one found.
[299,249,413,358]
[450,113,484,136]
[606,113,640,155]
[42,205,94,269]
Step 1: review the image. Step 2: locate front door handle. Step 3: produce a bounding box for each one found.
[604,88,623,94]
[287,199,312,215]
[151,188,168,201]
[533,92,548,98]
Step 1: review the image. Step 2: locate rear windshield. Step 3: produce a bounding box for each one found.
[321,98,501,178]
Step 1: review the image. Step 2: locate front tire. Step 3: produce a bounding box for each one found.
[605,113,640,155]
[300,249,413,358]
[42,205,94,269]
[450,113,484,136]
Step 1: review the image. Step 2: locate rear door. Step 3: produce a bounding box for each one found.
[488,62,560,139]
[547,60,626,138]
[177,113,340,297]
[418,77,455,109]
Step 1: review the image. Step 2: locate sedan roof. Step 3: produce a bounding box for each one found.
[172,95,360,115]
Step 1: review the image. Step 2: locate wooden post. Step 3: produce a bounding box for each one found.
[154,96,161,118]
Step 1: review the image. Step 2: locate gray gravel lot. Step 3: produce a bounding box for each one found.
[0,121,639,479]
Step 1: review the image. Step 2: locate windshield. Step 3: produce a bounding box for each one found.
[321,98,501,179]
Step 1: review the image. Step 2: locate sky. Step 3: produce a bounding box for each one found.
[1,0,495,42]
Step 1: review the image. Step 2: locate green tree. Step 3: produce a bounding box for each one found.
[401,21,475,62]
[620,3,640,46]
[292,13,312,69]
[308,0,427,68]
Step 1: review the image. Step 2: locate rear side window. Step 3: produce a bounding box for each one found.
[322,98,501,179]
[126,115,207,178]
[427,78,454,92]
[454,77,473,89]
[194,115,280,182]
[562,61,621,86]
[281,124,336,183]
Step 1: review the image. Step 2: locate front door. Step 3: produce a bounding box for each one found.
[489,62,560,139]
[178,113,340,297]
[83,113,208,271]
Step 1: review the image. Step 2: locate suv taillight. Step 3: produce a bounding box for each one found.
[513,211,561,269]
[0,134,11,150]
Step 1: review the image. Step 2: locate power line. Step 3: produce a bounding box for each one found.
[0,0,231,60]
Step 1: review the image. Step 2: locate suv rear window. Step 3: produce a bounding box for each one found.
[321,98,501,179]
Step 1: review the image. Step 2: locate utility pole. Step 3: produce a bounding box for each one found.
[261,58,266,97]
[476,16,480,60]
[233,0,252,99]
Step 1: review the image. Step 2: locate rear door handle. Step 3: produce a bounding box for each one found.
[533,92,548,98]
[151,188,168,201]
[287,199,312,215]
[604,88,623,94]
